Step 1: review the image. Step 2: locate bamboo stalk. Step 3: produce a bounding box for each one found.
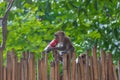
[89,56,94,80]
[21,58,25,80]
[17,62,22,80]
[3,67,6,80]
[85,51,89,80]
[24,60,28,80]
[11,50,17,80]
[76,62,81,80]
[28,53,35,80]
[41,58,45,80]
[6,51,12,80]
[101,49,106,80]
[50,61,55,80]
[63,54,68,80]
[98,59,102,80]
[88,65,91,80]
[108,53,113,80]
[113,64,117,80]
[68,53,72,80]
[44,54,48,80]
[38,60,42,80]
[92,46,98,80]
[80,57,85,80]
[71,59,76,80]
[105,55,109,80]
[55,60,60,80]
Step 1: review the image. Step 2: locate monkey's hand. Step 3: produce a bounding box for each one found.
[44,48,52,53]
[49,47,59,50]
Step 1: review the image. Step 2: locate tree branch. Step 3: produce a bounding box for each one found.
[0,0,14,50]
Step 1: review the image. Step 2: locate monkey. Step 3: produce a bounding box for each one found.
[53,31,74,54]
[44,31,75,61]
[44,31,74,80]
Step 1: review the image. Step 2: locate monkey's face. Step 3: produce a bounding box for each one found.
[54,34,63,42]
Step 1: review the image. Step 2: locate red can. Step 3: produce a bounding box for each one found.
[49,39,58,47]
[44,39,58,52]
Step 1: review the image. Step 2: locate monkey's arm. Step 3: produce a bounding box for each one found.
[51,47,65,51]
[52,43,74,53]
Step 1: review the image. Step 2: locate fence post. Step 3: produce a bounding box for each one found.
[38,59,42,80]
[28,52,35,80]
[108,53,113,80]
[79,56,85,80]
[101,49,106,80]
[24,58,29,80]
[105,54,109,80]
[50,61,55,80]
[17,62,22,80]
[11,49,17,80]
[41,58,45,80]
[0,48,3,80]
[89,56,94,80]
[85,51,89,80]
[6,51,12,80]
[63,54,68,80]
[71,53,76,80]
[21,51,29,80]
[76,62,81,80]
[3,67,6,80]
[113,64,117,80]
[98,59,102,80]
[92,46,99,80]
[55,60,60,80]
[45,54,48,80]
[68,53,72,80]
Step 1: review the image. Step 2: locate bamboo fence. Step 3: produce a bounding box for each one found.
[0,46,120,80]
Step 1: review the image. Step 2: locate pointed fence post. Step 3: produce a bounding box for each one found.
[85,51,89,80]
[79,56,85,80]
[68,53,72,80]
[50,61,55,80]
[3,67,6,80]
[71,53,76,80]
[101,49,106,80]
[55,60,60,80]
[11,49,18,80]
[17,62,22,80]
[105,55,109,80]
[108,53,113,80]
[92,46,99,80]
[63,54,68,80]
[76,62,81,80]
[6,51,12,80]
[28,52,36,80]
[98,59,102,80]
[113,64,117,80]
[89,56,94,80]
[44,54,48,80]
[38,59,42,80]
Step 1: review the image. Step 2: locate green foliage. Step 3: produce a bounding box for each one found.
[0,0,120,61]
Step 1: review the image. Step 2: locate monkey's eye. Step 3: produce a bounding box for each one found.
[54,35,59,39]
[54,34,58,37]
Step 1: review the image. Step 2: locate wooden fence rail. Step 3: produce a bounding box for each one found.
[0,46,120,80]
